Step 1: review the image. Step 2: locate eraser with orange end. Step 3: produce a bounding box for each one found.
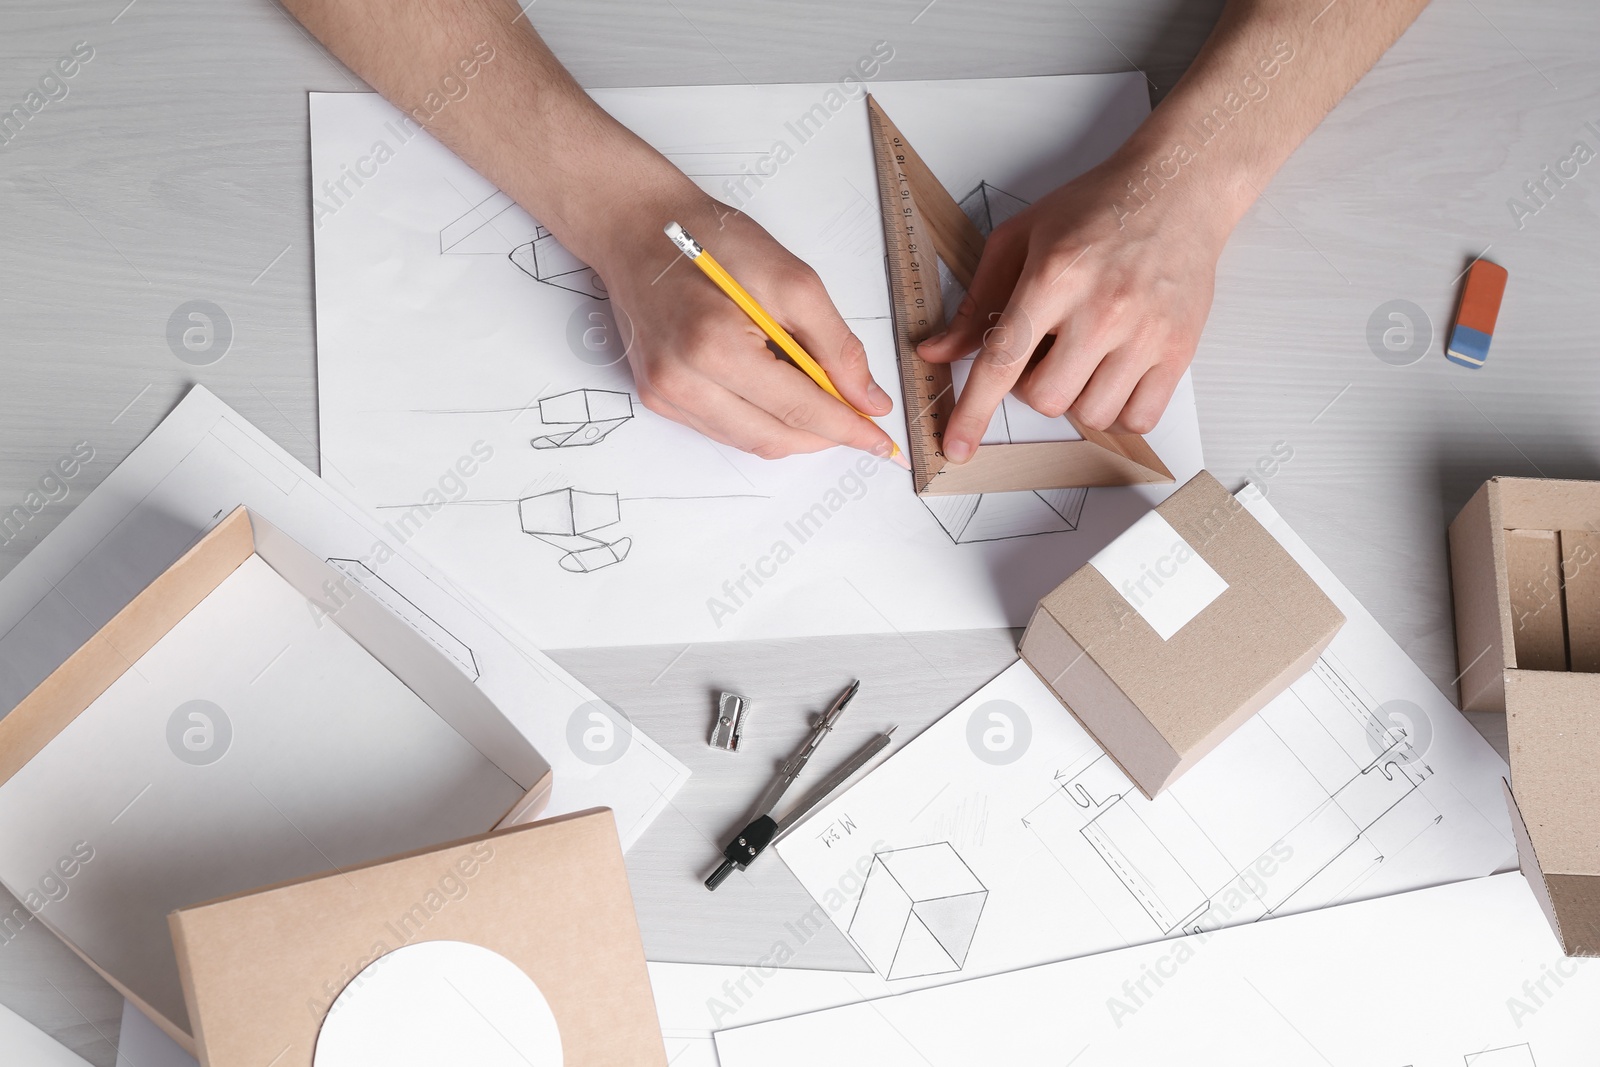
[1446,260,1508,368]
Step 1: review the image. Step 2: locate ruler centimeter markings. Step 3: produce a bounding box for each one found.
[868,96,954,495]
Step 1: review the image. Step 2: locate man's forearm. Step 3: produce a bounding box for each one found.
[282,0,695,266]
[1115,0,1430,237]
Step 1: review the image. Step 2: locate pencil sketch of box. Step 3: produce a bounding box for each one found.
[439,190,607,300]
[518,488,632,573]
[510,228,608,300]
[531,388,634,450]
[847,842,988,980]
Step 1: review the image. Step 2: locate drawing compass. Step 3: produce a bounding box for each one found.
[705,680,894,890]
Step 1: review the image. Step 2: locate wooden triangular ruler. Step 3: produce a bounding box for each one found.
[866,95,1174,497]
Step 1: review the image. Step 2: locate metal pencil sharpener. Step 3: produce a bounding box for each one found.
[709,691,749,752]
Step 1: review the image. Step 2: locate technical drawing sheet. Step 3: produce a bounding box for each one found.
[716,873,1596,1066]
[774,485,1515,989]
[0,387,687,850]
[308,75,1205,647]
[648,962,891,1067]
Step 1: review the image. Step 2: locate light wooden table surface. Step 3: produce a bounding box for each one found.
[2,0,1596,1061]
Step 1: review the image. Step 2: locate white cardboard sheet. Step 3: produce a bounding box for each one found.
[308,75,1205,647]
[0,386,687,848]
[716,874,1594,1065]
[774,485,1516,988]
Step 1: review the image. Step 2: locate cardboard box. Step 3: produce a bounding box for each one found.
[171,808,666,1067]
[1448,477,1600,710]
[1449,477,1600,955]
[1020,471,1345,798]
[0,507,553,1049]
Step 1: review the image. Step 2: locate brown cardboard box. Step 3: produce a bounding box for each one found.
[0,507,553,1049]
[1020,471,1345,799]
[170,809,666,1067]
[1449,477,1600,955]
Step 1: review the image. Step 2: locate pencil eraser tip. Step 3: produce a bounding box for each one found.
[664,221,684,240]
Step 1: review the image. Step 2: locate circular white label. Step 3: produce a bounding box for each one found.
[314,940,563,1066]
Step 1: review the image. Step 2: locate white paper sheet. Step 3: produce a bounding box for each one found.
[774,485,1516,988]
[0,386,687,849]
[716,874,1594,1065]
[0,1001,93,1067]
[309,75,1205,647]
[648,961,891,1067]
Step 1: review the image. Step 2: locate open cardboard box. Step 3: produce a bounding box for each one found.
[171,808,665,1067]
[1450,477,1600,955]
[0,507,553,1049]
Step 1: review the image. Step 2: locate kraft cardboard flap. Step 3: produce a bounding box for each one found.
[1503,779,1570,951]
[171,809,665,1067]
[1447,481,1512,711]
[1504,780,1600,957]
[1505,670,1600,874]
[1491,477,1600,533]
[1504,529,1567,671]
[1563,529,1600,672]
[1544,874,1600,957]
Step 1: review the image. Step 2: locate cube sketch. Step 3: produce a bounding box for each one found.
[848,842,988,980]
[439,190,525,255]
[518,488,631,573]
[959,180,1030,234]
[923,487,1088,545]
[531,388,635,449]
[510,230,608,299]
[440,190,607,300]
[1464,1045,1536,1067]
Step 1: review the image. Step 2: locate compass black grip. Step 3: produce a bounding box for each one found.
[721,814,778,867]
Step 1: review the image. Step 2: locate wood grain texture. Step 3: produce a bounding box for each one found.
[2,0,1596,1060]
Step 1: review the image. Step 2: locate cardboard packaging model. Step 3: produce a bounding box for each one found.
[1020,471,1346,798]
[0,507,553,1050]
[1450,476,1600,955]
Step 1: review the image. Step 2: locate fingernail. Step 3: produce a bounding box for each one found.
[868,383,892,410]
[919,331,947,350]
[945,438,972,464]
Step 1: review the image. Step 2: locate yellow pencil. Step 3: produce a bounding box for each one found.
[664,221,908,469]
